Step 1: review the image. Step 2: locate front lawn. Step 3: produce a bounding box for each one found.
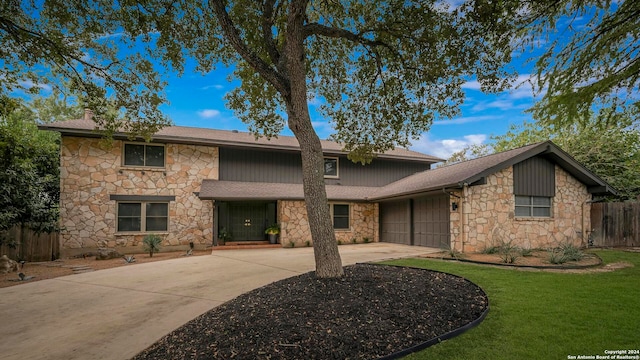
[384,250,640,360]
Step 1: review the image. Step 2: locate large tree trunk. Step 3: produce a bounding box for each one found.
[284,0,343,278]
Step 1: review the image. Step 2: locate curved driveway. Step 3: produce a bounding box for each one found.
[0,243,437,360]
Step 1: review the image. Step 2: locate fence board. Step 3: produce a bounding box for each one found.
[0,226,59,261]
[590,202,640,247]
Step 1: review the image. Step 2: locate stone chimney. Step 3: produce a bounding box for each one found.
[83,108,94,121]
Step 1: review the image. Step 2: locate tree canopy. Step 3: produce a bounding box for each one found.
[0,96,61,240]
[2,0,529,277]
[521,0,640,126]
[0,0,170,136]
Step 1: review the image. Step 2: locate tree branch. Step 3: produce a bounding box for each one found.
[261,0,281,65]
[210,0,289,96]
[303,22,389,49]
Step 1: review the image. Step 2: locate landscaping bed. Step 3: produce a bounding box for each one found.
[0,250,210,288]
[426,249,602,269]
[133,264,489,360]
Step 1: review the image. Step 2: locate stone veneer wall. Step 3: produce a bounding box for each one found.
[278,201,379,247]
[59,136,218,256]
[451,165,591,253]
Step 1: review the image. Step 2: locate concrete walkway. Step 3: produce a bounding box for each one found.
[0,243,437,360]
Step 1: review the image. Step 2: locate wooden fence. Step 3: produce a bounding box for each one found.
[0,226,59,262]
[590,202,640,247]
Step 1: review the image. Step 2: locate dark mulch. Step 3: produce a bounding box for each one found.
[133,264,488,360]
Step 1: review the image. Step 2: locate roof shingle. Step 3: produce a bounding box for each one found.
[40,119,442,163]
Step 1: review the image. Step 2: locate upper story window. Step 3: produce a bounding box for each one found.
[515,196,552,217]
[324,157,339,178]
[123,143,165,167]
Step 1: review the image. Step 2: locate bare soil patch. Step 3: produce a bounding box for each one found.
[0,250,210,288]
[133,264,489,360]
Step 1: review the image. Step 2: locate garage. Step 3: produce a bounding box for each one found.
[380,200,410,245]
[412,195,450,248]
[379,195,450,248]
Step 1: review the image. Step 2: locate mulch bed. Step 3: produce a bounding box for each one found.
[133,263,488,360]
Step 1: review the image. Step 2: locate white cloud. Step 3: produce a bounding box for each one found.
[201,84,224,90]
[410,134,487,160]
[197,109,221,118]
[18,80,52,91]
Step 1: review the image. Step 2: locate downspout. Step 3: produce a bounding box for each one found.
[461,183,469,253]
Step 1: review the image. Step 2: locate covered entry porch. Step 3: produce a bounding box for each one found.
[215,201,277,244]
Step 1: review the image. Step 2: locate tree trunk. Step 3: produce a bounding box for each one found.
[284,0,343,278]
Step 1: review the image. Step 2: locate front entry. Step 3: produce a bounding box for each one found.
[218,202,277,242]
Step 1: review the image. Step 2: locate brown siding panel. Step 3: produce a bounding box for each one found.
[220,147,430,186]
[513,156,555,197]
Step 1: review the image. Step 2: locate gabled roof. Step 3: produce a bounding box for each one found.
[199,180,379,201]
[370,141,616,200]
[39,119,442,163]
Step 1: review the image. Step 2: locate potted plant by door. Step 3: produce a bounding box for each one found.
[265,224,280,244]
[218,227,232,246]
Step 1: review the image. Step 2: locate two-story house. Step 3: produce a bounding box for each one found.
[41,114,614,257]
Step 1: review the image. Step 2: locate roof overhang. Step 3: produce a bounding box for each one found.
[198,180,379,202]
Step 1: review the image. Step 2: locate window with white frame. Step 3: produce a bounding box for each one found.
[331,204,350,229]
[117,202,169,232]
[515,196,552,217]
[123,143,165,167]
[324,157,339,178]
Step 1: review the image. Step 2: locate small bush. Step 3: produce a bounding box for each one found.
[363,237,370,243]
[289,241,295,248]
[305,240,311,247]
[351,237,357,244]
[481,246,500,255]
[521,247,534,257]
[142,234,162,257]
[495,239,520,264]
[548,243,585,264]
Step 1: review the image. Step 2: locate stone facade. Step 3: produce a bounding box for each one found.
[278,200,379,247]
[451,165,590,253]
[59,137,218,256]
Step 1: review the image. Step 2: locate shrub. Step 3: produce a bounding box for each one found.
[481,245,500,255]
[548,243,585,264]
[521,247,534,257]
[490,239,520,264]
[363,237,370,243]
[142,234,162,257]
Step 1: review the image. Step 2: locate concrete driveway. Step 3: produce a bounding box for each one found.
[0,243,437,360]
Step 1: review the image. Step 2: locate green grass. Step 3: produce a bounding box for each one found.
[382,250,640,360]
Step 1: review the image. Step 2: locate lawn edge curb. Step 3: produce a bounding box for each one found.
[432,253,603,270]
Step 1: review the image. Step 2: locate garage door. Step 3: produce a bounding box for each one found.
[380,200,410,245]
[413,195,450,248]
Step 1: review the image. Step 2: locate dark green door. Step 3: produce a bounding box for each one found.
[229,203,268,241]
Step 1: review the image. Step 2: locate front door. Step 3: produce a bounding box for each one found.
[229,203,268,241]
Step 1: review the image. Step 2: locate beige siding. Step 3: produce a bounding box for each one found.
[457,165,590,252]
[59,137,219,256]
[278,200,379,247]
